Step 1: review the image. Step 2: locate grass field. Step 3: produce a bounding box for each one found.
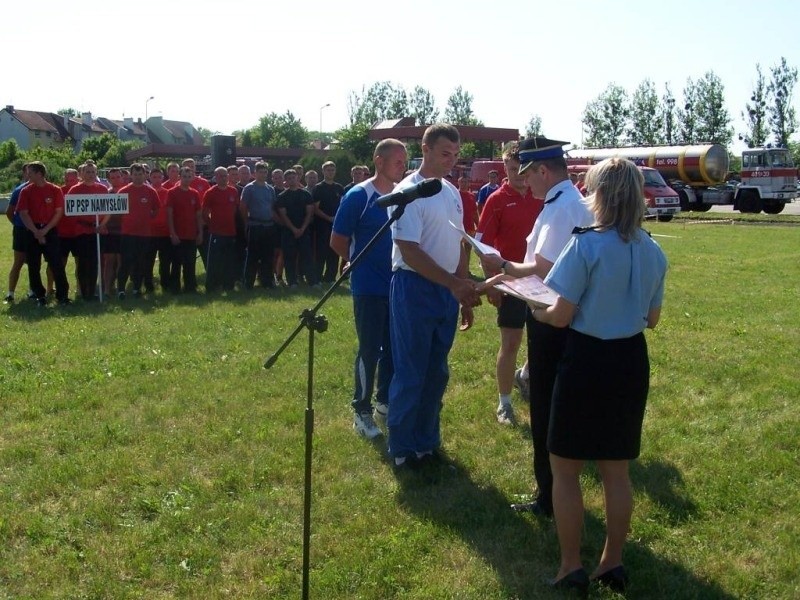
[1,220,799,599]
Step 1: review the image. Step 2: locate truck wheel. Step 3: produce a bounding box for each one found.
[694,202,712,212]
[657,214,674,222]
[762,200,785,214]
[678,191,691,211]
[738,191,763,213]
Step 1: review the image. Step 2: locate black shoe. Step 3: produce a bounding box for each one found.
[36,297,48,307]
[550,568,589,596]
[511,499,553,517]
[57,298,73,306]
[593,565,628,593]
[3,294,13,304]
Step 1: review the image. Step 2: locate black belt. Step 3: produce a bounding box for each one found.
[249,221,274,227]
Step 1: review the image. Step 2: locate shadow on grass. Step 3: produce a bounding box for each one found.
[383,448,733,599]
[3,281,350,322]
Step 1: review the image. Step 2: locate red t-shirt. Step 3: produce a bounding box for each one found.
[163,178,181,190]
[64,181,109,236]
[167,186,201,240]
[476,182,544,262]
[119,183,159,236]
[149,186,170,237]
[190,176,211,196]
[459,190,478,235]
[202,185,240,236]
[57,183,81,238]
[17,182,64,226]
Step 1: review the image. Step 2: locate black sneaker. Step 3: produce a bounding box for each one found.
[57,298,73,306]
[36,297,48,307]
[118,291,126,300]
[3,294,13,304]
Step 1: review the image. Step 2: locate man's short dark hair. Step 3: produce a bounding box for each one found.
[422,123,460,147]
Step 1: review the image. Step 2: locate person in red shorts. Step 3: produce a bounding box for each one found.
[202,166,240,292]
[458,175,479,274]
[99,168,125,296]
[117,163,159,298]
[144,167,172,293]
[167,167,203,293]
[57,168,80,292]
[15,161,70,306]
[477,141,544,424]
[65,162,107,300]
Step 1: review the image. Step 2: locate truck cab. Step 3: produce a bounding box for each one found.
[567,164,681,221]
[735,147,798,214]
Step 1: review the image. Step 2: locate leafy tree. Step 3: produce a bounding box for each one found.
[334,121,375,164]
[408,86,439,126]
[196,127,220,144]
[582,83,628,147]
[766,56,798,147]
[243,111,308,148]
[57,108,79,118]
[661,83,678,145]
[741,64,769,148]
[0,139,22,170]
[79,133,116,164]
[678,78,699,144]
[525,115,543,137]
[694,71,732,145]
[98,139,144,168]
[347,81,408,126]
[444,85,481,126]
[627,79,662,146]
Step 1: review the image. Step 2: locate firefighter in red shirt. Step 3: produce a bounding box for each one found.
[117,163,159,298]
[202,166,240,291]
[166,167,203,293]
[16,161,70,305]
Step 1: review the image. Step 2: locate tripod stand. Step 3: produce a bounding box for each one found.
[264,203,406,600]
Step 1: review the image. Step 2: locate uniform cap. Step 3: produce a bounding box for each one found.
[518,137,570,173]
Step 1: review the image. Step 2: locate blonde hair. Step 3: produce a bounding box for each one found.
[584,157,646,242]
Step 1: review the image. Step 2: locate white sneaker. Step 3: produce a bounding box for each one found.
[374,402,389,418]
[354,412,382,439]
[496,403,515,425]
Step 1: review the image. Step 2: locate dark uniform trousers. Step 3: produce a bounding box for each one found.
[526,312,568,512]
[26,227,69,302]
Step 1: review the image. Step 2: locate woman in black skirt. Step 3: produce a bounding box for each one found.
[529,157,668,592]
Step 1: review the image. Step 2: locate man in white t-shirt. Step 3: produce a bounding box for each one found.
[388,123,481,470]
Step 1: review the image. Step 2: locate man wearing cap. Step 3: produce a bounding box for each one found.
[388,123,481,470]
[481,137,593,516]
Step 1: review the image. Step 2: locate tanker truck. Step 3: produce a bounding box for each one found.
[569,145,797,214]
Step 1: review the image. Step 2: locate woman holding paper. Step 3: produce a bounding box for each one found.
[485,156,667,593]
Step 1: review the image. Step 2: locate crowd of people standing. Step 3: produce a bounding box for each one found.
[4,157,373,304]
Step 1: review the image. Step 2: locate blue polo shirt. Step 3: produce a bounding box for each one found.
[8,181,28,227]
[332,181,392,296]
[545,228,668,340]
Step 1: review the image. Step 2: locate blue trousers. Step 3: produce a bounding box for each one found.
[351,294,393,414]
[388,269,458,458]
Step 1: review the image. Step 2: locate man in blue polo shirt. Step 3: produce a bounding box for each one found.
[4,163,30,303]
[330,138,408,439]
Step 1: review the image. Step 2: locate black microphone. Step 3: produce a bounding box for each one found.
[375,178,442,208]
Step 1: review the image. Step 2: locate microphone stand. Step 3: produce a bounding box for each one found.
[264,201,408,600]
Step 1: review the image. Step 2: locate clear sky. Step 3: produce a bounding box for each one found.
[5,0,799,152]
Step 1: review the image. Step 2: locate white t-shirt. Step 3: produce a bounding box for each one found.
[525,179,594,263]
[390,171,464,273]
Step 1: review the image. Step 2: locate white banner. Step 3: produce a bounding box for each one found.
[64,193,129,216]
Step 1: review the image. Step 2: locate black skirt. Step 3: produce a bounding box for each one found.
[548,329,649,460]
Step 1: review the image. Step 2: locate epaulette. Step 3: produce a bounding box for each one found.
[572,226,600,235]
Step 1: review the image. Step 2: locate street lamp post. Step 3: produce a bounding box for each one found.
[145,96,154,143]
[319,103,330,149]
[666,98,676,146]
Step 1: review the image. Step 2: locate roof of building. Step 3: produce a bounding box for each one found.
[4,108,71,140]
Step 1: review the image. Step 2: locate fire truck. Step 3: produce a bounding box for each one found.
[569,145,798,214]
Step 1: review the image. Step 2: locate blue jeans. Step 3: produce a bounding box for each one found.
[351,295,393,414]
[387,269,458,458]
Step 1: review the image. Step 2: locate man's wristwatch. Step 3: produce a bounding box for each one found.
[500,260,509,275]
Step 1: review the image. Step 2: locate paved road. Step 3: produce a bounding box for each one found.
[708,202,800,216]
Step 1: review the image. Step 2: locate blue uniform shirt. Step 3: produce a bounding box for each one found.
[332,181,392,296]
[9,181,28,227]
[545,228,668,340]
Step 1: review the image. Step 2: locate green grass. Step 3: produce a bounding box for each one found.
[1,222,799,599]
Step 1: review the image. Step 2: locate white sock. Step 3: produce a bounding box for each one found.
[394,456,406,466]
[499,394,512,407]
[521,365,529,379]
[7,291,14,298]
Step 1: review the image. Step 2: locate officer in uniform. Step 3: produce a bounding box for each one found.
[481,137,593,515]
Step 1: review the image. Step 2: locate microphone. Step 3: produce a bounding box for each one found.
[375,178,442,208]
